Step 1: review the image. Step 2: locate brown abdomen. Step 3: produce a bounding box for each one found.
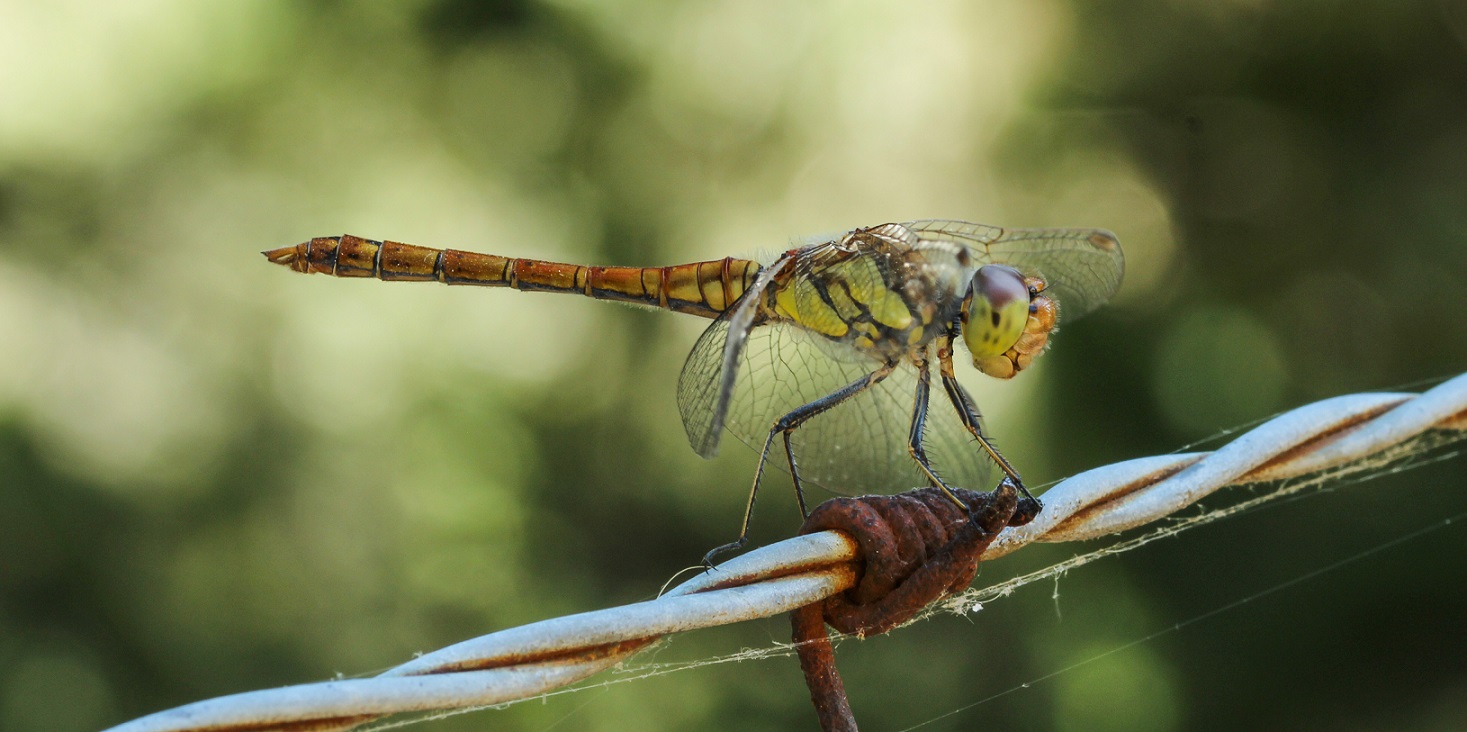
[263,235,761,318]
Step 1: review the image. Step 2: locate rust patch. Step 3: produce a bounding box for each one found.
[790,481,1036,730]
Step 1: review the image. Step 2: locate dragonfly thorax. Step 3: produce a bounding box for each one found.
[762,226,970,361]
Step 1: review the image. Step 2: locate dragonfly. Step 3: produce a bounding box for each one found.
[264,220,1123,563]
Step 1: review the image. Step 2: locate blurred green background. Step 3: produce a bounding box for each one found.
[3,1,1467,730]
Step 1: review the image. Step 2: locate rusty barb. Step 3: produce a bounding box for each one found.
[103,373,1467,732]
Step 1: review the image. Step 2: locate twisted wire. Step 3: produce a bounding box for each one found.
[103,372,1467,732]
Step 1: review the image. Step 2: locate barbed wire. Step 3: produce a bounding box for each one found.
[103,372,1467,732]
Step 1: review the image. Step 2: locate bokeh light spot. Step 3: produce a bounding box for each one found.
[0,644,113,732]
[1053,644,1181,732]
[1153,305,1289,435]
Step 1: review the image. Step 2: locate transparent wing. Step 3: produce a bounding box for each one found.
[903,219,1125,319]
[677,256,786,459]
[677,312,738,458]
[680,313,998,496]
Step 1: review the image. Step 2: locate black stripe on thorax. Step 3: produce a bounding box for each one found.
[809,277,852,324]
[831,279,875,321]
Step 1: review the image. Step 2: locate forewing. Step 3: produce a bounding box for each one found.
[903,219,1125,319]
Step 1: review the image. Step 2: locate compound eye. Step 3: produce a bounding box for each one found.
[962,265,1029,358]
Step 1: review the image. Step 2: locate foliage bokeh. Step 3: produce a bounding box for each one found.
[3,1,1466,730]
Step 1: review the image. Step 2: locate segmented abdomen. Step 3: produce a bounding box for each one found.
[264,235,761,318]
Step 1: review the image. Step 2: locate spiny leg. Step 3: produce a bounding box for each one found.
[906,351,978,518]
[936,328,1039,505]
[703,361,897,567]
[782,429,811,520]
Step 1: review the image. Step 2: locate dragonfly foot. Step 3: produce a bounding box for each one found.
[1006,473,1036,502]
[702,537,748,569]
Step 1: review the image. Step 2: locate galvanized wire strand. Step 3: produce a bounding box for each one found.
[103,533,865,732]
[103,372,1467,732]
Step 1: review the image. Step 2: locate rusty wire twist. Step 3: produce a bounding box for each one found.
[791,482,1038,731]
[797,483,1035,637]
[103,372,1467,732]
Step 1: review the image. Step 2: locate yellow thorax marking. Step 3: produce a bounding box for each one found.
[823,281,862,321]
[774,277,848,338]
[840,257,913,330]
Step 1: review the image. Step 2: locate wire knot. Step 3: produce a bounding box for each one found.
[792,480,1036,731]
[798,479,1037,636]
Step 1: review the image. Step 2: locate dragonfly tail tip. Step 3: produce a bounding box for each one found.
[262,245,301,267]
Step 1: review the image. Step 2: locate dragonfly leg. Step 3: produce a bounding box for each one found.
[703,361,897,567]
[782,430,811,519]
[906,353,974,515]
[906,356,943,490]
[936,331,1040,506]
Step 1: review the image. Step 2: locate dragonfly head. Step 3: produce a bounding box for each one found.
[962,266,1058,380]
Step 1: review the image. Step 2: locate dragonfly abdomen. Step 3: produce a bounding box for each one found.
[263,235,762,318]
